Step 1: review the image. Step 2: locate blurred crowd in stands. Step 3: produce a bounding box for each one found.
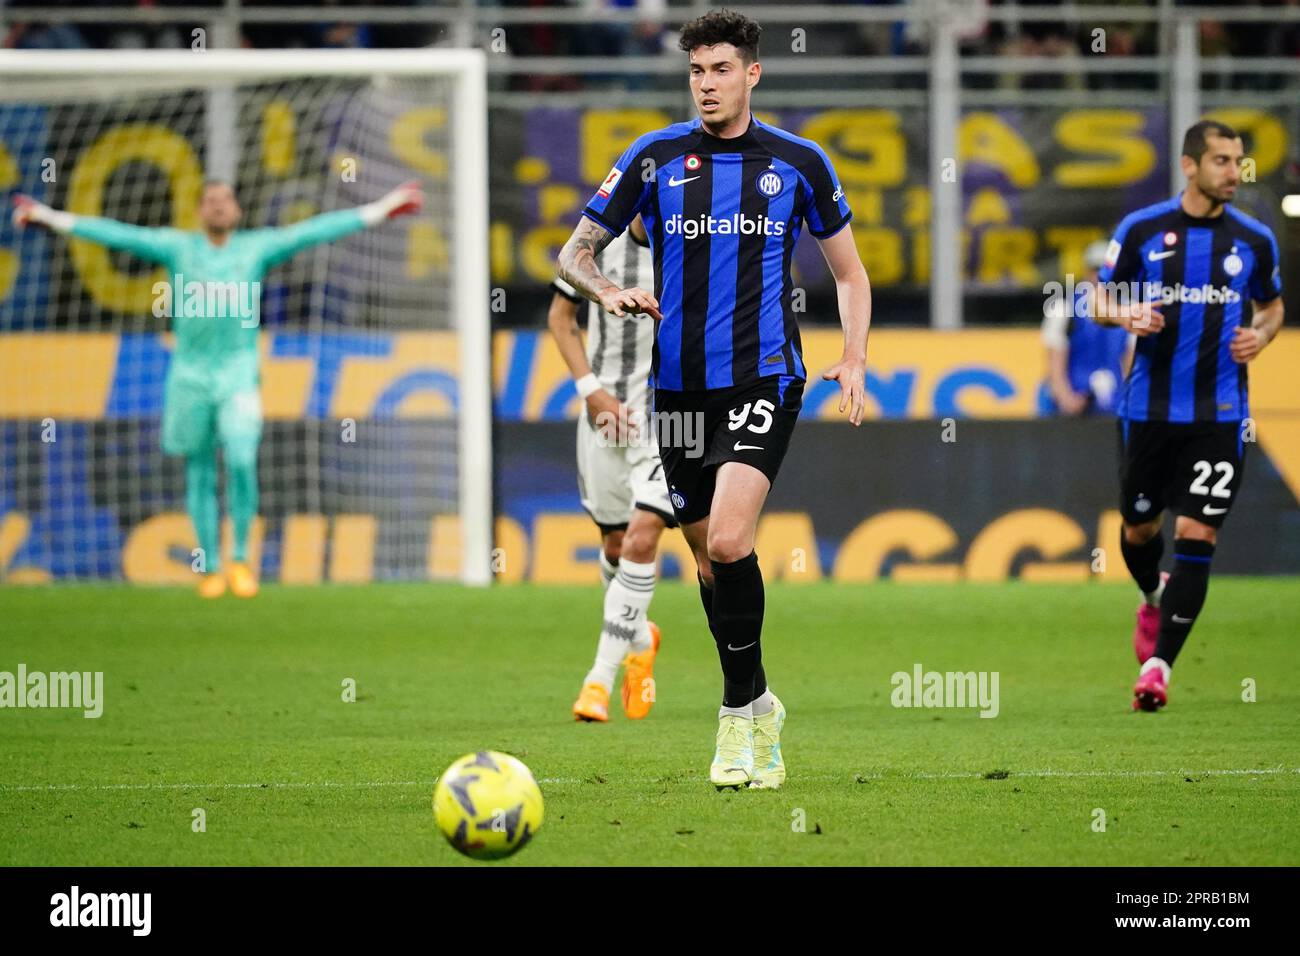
[4,0,1299,91]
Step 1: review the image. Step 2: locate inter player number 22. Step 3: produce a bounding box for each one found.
[728,400,775,435]
[1189,460,1234,498]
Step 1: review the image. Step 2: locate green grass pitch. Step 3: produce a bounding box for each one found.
[2,580,1298,866]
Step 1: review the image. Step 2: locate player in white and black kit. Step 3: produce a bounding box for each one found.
[548,215,676,723]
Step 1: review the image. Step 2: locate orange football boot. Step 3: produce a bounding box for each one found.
[573,682,610,722]
[621,621,661,719]
[227,561,259,599]
[197,572,226,599]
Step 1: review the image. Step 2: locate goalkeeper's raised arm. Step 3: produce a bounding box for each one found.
[250,180,424,269]
[11,179,423,270]
[13,193,185,264]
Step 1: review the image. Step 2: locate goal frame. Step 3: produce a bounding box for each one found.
[0,49,494,586]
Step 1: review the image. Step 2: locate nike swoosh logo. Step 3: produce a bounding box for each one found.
[1172,614,1195,624]
[667,175,699,187]
[727,642,756,651]
[1148,250,1175,261]
[733,442,764,451]
[1202,505,1228,515]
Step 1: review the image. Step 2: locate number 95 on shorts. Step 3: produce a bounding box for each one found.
[653,375,803,525]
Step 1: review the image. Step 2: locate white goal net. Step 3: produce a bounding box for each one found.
[0,50,491,586]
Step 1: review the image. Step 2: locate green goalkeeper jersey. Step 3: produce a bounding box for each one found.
[71,209,367,379]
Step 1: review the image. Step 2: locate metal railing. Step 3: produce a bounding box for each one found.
[2,2,1297,328]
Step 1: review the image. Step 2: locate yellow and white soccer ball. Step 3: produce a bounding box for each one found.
[432,751,544,860]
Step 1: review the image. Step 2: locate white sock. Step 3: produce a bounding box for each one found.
[1140,656,1171,682]
[582,656,619,693]
[583,558,656,689]
[719,703,753,720]
[607,558,656,653]
[598,551,618,589]
[751,689,775,717]
[1143,576,1166,607]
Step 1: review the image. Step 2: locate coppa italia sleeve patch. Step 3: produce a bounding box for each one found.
[597,167,623,199]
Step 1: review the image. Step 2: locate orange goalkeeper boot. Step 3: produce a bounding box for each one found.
[228,561,259,599]
[621,621,661,720]
[197,572,226,599]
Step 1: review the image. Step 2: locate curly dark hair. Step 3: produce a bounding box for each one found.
[677,9,761,64]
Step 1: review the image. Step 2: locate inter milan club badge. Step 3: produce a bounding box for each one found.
[757,169,783,197]
[1223,252,1243,277]
[684,154,702,173]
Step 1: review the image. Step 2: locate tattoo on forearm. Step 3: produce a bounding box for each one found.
[558,219,617,303]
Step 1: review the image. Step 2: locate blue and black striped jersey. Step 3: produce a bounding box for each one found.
[582,115,852,393]
[1099,194,1282,423]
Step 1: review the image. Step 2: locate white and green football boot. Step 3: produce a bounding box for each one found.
[710,714,754,789]
[748,694,786,790]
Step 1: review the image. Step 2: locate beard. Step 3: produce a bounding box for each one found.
[1195,178,1234,204]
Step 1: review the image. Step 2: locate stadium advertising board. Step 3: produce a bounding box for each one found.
[2,331,1297,582]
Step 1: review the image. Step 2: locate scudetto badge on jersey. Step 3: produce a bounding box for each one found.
[597,166,623,199]
[757,169,784,198]
[1105,238,1121,268]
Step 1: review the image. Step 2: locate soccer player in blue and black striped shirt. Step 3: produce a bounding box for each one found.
[1094,120,1284,712]
[557,9,872,789]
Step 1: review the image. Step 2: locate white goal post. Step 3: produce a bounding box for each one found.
[0,49,493,586]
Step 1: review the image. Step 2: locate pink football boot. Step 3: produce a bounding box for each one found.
[1133,571,1169,664]
[1132,667,1169,712]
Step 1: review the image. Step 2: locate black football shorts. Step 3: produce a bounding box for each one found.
[1117,419,1248,529]
[653,375,804,525]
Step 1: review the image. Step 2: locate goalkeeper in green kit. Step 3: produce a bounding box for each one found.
[12,179,423,597]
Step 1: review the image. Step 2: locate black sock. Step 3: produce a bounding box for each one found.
[700,571,767,703]
[1120,528,1164,596]
[1154,539,1214,667]
[697,574,717,635]
[710,551,765,708]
